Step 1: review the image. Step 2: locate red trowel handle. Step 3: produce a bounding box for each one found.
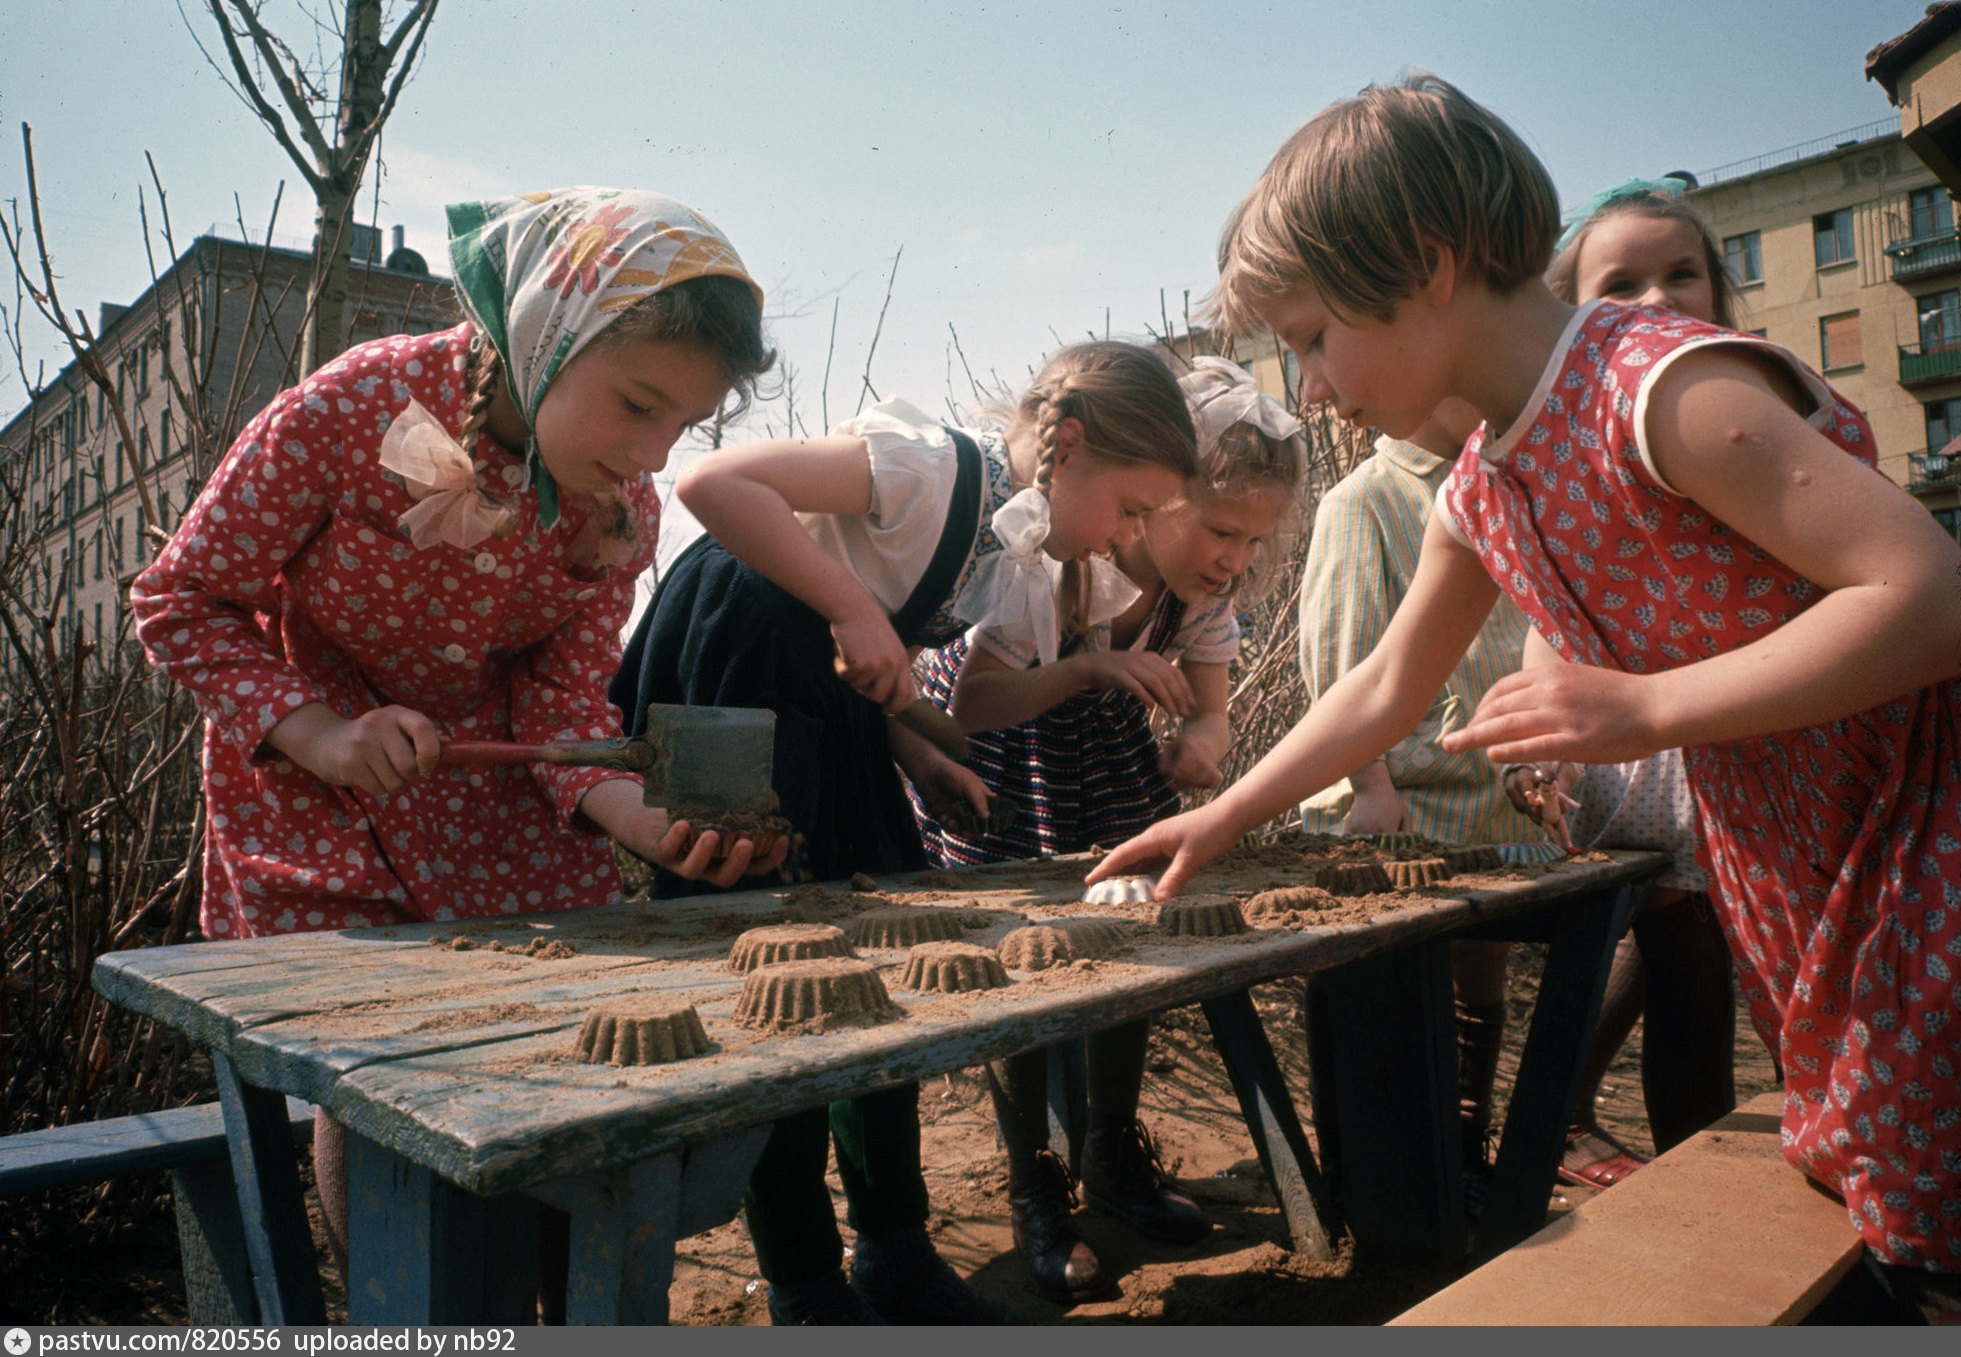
[439,741,551,765]
[437,737,653,771]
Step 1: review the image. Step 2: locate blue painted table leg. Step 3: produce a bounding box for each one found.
[533,1127,770,1326]
[211,1052,325,1325]
[1474,882,1640,1262]
[1199,987,1338,1258]
[346,1132,539,1324]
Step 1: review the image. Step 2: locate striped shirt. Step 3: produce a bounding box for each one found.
[1296,437,1539,845]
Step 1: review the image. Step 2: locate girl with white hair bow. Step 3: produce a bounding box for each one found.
[912,355,1305,1304]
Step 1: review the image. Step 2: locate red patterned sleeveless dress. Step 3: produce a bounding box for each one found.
[1441,300,1961,1271]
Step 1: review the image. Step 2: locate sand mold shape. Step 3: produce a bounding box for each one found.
[899,941,1012,994]
[848,906,969,949]
[997,918,1130,970]
[726,923,856,974]
[733,957,895,1031]
[1155,894,1248,937]
[1314,861,1394,896]
[1244,885,1342,923]
[1385,857,1451,889]
[1442,845,1505,874]
[573,998,710,1066]
[1083,875,1157,905]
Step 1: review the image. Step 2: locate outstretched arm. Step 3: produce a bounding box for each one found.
[1446,348,1961,765]
[1090,515,1501,897]
[676,437,915,710]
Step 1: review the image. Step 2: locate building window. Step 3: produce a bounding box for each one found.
[1937,507,1961,544]
[1919,289,1961,350]
[1925,397,1961,453]
[1813,208,1855,267]
[137,343,149,395]
[1911,187,1956,241]
[1724,231,1763,284]
[160,408,173,463]
[1819,312,1862,371]
[94,534,103,582]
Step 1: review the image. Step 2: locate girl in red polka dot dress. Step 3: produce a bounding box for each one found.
[1093,78,1961,1312]
[132,188,786,943]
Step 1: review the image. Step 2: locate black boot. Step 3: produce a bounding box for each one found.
[1009,1148,1109,1302]
[1078,1118,1210,1244]
[765,1269,888,1326]
[850,1223,1021,1325]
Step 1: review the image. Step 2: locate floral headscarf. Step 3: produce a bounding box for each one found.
[445,187,763,526]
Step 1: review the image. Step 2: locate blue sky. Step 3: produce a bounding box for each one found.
[0,0,1926,431]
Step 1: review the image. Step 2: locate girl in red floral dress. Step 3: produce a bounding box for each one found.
[1094,78,1961,1314]
[132,188,785,1283]
[134,188,783,940]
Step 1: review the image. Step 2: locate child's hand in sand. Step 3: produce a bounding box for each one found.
[1085,802,1240,900]
[581,780,789,886]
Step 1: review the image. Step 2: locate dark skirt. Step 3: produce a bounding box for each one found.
[910,635,1180,866]
[610,537,927,891]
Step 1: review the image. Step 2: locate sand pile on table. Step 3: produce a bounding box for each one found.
[734,958,895,1031]
[1384,858,1451,889]
[727,923,856,973]
[1155,894,1248,937]
[848,906,968,948]
[573,998,710,1065]
[900,941,1012,994]
[998,919,1129,970]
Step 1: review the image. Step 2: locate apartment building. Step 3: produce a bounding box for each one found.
[1687,119,1961,538]
[0,227,454,669]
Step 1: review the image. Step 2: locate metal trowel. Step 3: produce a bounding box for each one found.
[440,702,777,813]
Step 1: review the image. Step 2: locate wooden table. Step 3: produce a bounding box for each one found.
[94,848,1665,1325]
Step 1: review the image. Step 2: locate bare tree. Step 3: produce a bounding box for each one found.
[186,0,439,373]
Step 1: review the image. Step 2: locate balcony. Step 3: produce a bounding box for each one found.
[1897,340,1961,386]
[1886,229,1961,282]
[1910,450,1961,487]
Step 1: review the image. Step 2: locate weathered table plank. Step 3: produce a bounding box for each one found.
[98,853,1665,1195]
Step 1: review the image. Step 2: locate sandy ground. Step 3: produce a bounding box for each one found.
[1,941,1779,1326]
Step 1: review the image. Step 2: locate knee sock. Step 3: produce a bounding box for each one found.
[1084,1019,1151,1135]
[988,1051,1055,1180]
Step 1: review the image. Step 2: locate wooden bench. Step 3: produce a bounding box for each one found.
[1389,1091,1865,1325]
[1,1098,317,1323]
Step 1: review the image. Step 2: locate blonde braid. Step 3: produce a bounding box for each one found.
[1029,384,1094,642]
[457,336,504,453]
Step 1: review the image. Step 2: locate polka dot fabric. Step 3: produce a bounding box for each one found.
[131,324,659,938]
[1442,301,1961,1271]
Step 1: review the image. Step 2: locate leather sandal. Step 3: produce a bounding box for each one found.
[1556,1121,1647,1189]
[1008,1148,1111,1303]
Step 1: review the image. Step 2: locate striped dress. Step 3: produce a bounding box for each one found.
[913,590,1236,865]
[1297,437,1540,845]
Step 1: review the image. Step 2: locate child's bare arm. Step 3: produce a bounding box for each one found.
[1159,659,1230,791]
[1092,517,1501,897]
[677,436,915,710]
[949,640,1196,732]
[1449,348,1961,764]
